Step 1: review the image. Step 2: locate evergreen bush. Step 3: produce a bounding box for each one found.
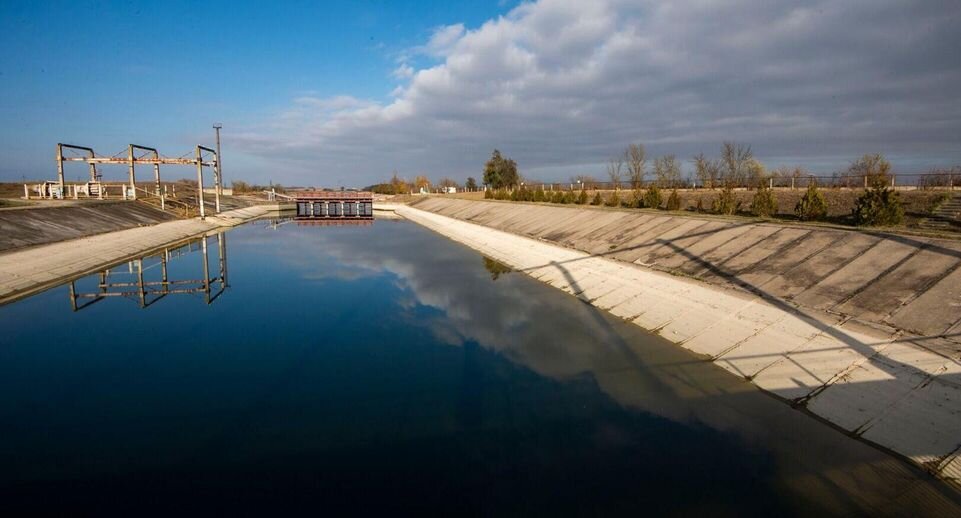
[794,182,827,221]
[666,189,681,211]
[852,180,904,226]
[643,185,662,209]
[713,186,740,215]
[606,191,620,207]
[750,183,778,217]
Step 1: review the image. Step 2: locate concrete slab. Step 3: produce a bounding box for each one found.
[737,231,841,289]
[632,219,711,266]
[889,266,961,336]
[793,236,920,310]
[715,227,811,274]
[806,341,955,433]
[684,225,781,278]
[838,246,961,322]
[715,313,834,379]
[681,301,785,358]
[860,368,961,467]
[761,232,880,300]
[653,221,733,269]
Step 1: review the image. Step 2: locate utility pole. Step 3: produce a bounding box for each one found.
[213,123,223,213]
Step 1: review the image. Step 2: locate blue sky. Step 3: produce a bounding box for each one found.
[0,0,511,185]
[2,1,960,187]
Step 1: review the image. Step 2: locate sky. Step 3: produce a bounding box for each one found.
[1,0,959,187]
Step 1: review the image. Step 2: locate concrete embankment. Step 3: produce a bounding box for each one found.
[0,205,270,305]
[0,201,179,252]
[398,199,961,486]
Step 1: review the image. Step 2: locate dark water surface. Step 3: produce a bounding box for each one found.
[0,219,958,515]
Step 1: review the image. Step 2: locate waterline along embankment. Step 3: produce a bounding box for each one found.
[397,197,961,487]
[0,206,271,305]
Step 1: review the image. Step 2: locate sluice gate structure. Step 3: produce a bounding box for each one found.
[293,191,374,221]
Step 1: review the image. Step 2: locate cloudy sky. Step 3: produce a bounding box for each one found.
[2,0,959,187]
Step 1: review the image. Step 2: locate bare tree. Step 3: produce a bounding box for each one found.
[721,141,753,186]
[654,155,681,188]
[625,143,647,191]
[692,153,712,189]
[848,153,892,186]
[607,156,624,190]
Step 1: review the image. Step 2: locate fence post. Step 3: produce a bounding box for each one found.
[769,178,773,189]
[23,184,28,199]
[864,175,868,189]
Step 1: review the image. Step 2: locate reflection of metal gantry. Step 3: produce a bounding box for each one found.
[54,142,222,216]
[67,232,229,311]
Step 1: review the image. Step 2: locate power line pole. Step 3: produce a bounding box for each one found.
[213,123,223,213]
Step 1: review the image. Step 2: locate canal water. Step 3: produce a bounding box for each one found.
[0,219,958,515]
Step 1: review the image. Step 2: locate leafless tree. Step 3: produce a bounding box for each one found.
[692,153,715,189]
[721,141,753,186]
[625,143,647,191]
[607,156,624,190]
[654,155,681,188]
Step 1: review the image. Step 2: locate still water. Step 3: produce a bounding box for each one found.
[0,219,958,515]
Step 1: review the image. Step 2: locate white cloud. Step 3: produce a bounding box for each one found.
[425,23,465,57]
[391,63,414,80]
[237,0,961,186]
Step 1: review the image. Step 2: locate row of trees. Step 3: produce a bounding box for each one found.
[603,142,767,190]
[483,153,904,226]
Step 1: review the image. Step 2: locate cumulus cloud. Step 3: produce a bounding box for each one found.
[236,0,961,185]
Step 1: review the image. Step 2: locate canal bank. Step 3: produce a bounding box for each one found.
[396,200,961,487]
[0,205,272,305]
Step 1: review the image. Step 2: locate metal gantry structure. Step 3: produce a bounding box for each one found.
[55,142,222,216]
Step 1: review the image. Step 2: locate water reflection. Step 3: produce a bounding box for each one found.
[67,232,228,310]
[262,220,961,513]
[482,256,513,281]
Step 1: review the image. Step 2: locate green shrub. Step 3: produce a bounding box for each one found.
[853,182,904,226]
[794,182,827,221]
[750,183,778,217]
[606,190,620,207]
[576,190,588,204]
[666,189,681,211]
[551,190,564,203]
[591,192,603,205]
[533,188,546,202]
[643,185,662,209]
[509,189,519,201]
[695,196,704,213]
[484,189,493,199]
[713,186,739,215]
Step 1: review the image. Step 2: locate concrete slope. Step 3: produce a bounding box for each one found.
[0,205,270,305]
[0,201,179,252]
[412,198,961,355]
[398,203,961,487]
